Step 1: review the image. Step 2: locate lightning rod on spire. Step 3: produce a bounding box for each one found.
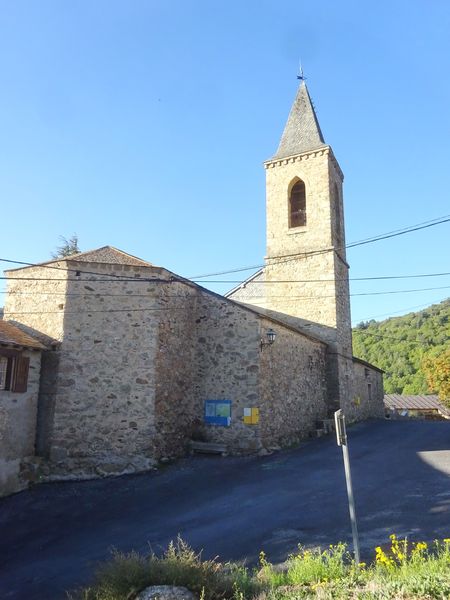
[297,61,306,81]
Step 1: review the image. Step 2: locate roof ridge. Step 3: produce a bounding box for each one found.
[5,246,154,272]
[65,246,153,266]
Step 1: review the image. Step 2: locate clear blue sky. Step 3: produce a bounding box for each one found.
[1,0,449,325]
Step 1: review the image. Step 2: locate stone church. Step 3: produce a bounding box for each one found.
[0,81,383,496]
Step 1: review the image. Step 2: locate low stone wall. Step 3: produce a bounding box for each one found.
[0,350,41,496]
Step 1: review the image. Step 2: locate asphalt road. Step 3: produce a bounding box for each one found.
[1,419,449,599]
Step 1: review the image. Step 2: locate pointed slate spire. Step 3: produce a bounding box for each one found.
[273,81,326,159]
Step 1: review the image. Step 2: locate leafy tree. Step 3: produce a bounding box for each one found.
[422,349,450,407]
[52,234,80,259]
[353,299,450,395]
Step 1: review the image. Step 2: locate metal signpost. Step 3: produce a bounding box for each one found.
[334,409,360,565]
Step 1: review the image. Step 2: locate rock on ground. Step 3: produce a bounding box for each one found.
[136,585,197,600]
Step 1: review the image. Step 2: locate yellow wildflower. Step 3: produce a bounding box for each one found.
[375,546,394,568]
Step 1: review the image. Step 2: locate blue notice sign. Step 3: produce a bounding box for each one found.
[204,400,231,426]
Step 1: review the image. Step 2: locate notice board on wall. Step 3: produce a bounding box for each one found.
[204,400,231,426]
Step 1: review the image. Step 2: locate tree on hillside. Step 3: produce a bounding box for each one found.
[352,299,450,395]
[422,349,450,407]
[51,234,80,259]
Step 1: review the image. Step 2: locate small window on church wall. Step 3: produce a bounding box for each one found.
[289,180,306,228]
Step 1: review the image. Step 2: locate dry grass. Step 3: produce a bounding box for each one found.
[68,536,450,600]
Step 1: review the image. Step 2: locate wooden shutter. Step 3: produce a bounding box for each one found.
[12,356,30,393]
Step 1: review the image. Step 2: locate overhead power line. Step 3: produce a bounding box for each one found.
[1,271,449,287]
[353,329,428,347]
[0,276,171,283]
[2,285,450,299]
[2,286,449,315]
[346,215,450,248]
[2,309,434,347]
[0,257,160,282]
[351,302,436,324]
[251,285,450,301]
[1,214,449,283]
[196,272,450,284]
[189,215,450,279]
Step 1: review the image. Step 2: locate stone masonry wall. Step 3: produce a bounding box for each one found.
[258,317,328,447]
[48,261,175,477]
[191,290,263,454]
[263,148,350,354]
[344,360,384,422]
[0,349,41,496]
[229,147,363,419]
[152,281,199,459]
[4,265,67,473]
[189,293,329,453]
[4,264,68,344]
[261,148,356,415]
[5,260,177,478]
[265,148,336,257]
[3,254,381,484]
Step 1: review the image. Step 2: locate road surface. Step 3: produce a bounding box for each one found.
[1,419,449,599]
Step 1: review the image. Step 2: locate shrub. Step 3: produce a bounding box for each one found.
[69,536,255,600]
[70,536,450,600]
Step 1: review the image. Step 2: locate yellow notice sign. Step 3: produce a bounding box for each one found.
[243,407,259,424]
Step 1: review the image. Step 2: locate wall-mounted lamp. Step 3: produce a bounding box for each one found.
[260,328,276,351]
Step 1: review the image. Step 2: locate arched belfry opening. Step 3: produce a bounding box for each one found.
[289,179,306,228]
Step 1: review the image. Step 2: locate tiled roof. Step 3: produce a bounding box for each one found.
[225,268,264,298]
[65,246,154,267]
[273,81,326,160]
[0,321,47,350]
[384,394,449,414]
[5,246,154,272]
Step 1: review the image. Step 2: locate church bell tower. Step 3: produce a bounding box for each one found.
[263,80,353,411]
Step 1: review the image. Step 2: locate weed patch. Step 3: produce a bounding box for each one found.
[70,536,450,600]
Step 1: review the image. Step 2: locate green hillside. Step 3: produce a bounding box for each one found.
[352,298,450,395]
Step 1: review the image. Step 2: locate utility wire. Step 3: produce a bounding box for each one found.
[196,272,450,284]
[5,304,444,349]
[189,215,450,279]
[353,329,429,347]
[250,285,450,301]
[1,215,449,283]
[2,286,449,314]
[346,215,450,248]
[2,307,191,315]
[1,285,450,299]
[0,257,160,282]
[351,302,436,324]
[0,276,172,283]
[1,271,449,287]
